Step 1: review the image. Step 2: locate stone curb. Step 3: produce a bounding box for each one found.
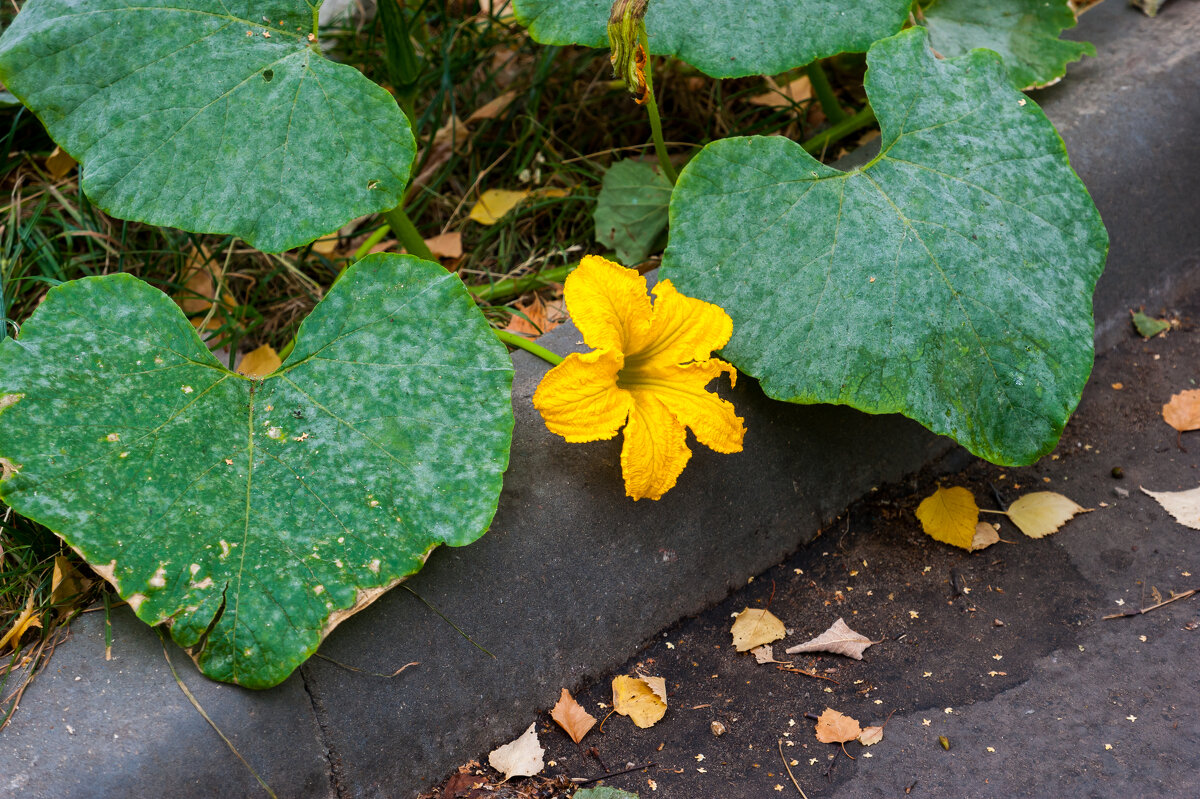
[1,2,1197,797]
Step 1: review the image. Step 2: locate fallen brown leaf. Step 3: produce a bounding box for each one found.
[467,90,518,123]
[50,556,91,608]
[1163,389,1200,432]
[174,245,235,337]
[487,723,544,781]
[858,725,884,746]
[730,607,786,652]
[612,674,667,728]
[971,521,1000,551]
[550,688,596,744]
[748,75,813,110]
[750,644,790,665]
[424,231,463,260]
[814,707,861,744]
[785,618,875,660]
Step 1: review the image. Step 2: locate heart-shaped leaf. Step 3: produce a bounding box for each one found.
[594,159,672,266]
[0,0,415,253]
[0,254,514,688]
[512,0,911,78]
[920,0,1095,90]
[662,29,1108,465]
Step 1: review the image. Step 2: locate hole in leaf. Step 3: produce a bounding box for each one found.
[366,179,381,190]
[263,69,274,82]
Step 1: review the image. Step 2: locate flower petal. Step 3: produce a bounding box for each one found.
[620,391,691,501]
[637,359,745,454]
[565,255,653,352]
[533,349,633,443]
[629,279,733,365]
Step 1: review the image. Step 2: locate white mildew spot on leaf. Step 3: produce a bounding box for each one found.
[189,564,201,576]
[106,432,120,442]
[128,593,147,612]
[0,393,23,411]
[148,566,167,588]
[368,558,381,574]
[266,426,283,439]
[182,385,194,394]
[219,540,232,558]
[193,577,214,589]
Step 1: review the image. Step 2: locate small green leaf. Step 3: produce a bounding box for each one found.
[1131,310,1169,338]
[662,29,1108,466]
[0,0,415,253]
[920,0,1095,89]
[594,159,672,266]
[0,255,514,688]
[512,0,911,79]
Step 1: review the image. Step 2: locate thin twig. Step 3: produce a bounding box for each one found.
[777,665,840,684]
[313,653,419,678]
[570,762,656,785]
[1102,588,1196,620]
[158,632,278,799]
[779,738,810,799]
[403,585,494,658]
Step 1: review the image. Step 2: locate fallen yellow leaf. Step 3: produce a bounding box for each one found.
[1006,491,1090,538]
[50,555,91,608]
[612,674,667,728]
[45,145,76,180]
[915,486,979,550]
[469,187,569,225]
[0,594,42,652]
[236,345,282,379]
[730,607,786,652]
[174,245,235,336]
[310,235,341,256]
[550,688,596,744]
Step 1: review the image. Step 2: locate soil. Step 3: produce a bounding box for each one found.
[424,296,1200,799]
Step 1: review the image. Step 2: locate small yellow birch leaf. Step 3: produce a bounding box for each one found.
[1007,491,1091,538]
[470,189,531,225]
[236,345,282,379]
[0,594,42,652]
[730,607,786,652]
[612,674,667,728]
[45,145,76,180]
[915,486,979,550]
[971,522,1000,551]
[551,688,596,744]
[858,725,885,746]
[487,723,545,781]
[814,708,861,744]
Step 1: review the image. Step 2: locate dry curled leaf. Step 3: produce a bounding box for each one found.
[915,485,979,550]
[550,688,596,744]
[1007,491,1091,538]
[730,607,786,652]
[612,674,667,728]
[50,556,91,608]
[814,708,861,744]
[858,725,885,746]
[0,594,41,652]
[1163,389,1200,433]
[750,644,790,665]
[45,145,76,180]
[488,723,544,782]
[971,521,1000,551]
[1141,485,1200,530]
[785,618,875,660]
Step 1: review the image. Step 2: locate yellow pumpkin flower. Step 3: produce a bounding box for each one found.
[533,255,745,500]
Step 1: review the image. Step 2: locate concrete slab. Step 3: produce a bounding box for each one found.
[0,1,1196,797]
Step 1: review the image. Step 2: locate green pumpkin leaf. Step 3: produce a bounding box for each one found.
[512,0,911,79]
[0,255,513,688]
[594,159,672,266]
[661,29,1108,466]
[920,0,1095,90]
[0,0,415,253]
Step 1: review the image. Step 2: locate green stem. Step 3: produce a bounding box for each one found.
[639,30,678,184]
[383,205,435,261]
[801,105,876,155]
[352,224,391,261]
[806,61,847,125]
[311,3,320,39]
[469,263,576,303]
[492,329,564,366]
